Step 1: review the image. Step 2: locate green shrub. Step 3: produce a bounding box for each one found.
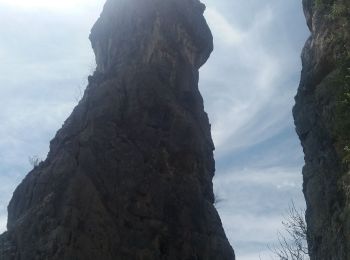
[335,63,350,165]
[315,0,325,10]
[329,2,348,19]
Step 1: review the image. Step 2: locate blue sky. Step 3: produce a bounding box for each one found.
[0,0,309,259]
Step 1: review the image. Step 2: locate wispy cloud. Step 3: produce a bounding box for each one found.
[200,1,308,259]
[0,0,100,12]
[205,8,244,46]
[214,165,305,258]
[201,4,305,156]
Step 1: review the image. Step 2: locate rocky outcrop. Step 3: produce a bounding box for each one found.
[293,0,350,259]
[0,0,235,259]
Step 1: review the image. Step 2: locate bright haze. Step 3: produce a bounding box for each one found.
[0,0,309,259]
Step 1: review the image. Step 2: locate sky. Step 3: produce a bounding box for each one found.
[0,0,309,259]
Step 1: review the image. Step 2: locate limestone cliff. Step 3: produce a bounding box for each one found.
[293,0,350,258]
[0,0,235,259]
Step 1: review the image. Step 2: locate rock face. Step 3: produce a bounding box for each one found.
[293,0,350,259]
[0,0,235,259]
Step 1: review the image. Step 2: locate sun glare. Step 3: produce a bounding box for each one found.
[0,0,99,11]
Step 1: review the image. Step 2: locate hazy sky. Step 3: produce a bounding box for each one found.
[0,0,309,259]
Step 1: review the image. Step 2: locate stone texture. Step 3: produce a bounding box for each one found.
[0,0,235,259]
[293,0,350,259]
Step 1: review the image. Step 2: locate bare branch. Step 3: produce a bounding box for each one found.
[268,201,309,260]
[28,155,42,168]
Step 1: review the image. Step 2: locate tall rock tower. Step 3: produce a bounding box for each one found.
[294,0,350,258]
[0,0,235,259]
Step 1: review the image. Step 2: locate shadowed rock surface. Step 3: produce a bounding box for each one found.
[0,0,235,259]
[294,0,350,259]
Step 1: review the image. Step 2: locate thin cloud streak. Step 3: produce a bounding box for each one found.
[201,2,308,258]
[214,165,305,258]
[201,5,303,157]
[0,0,101,12]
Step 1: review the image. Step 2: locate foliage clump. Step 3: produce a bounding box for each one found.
[314,0,326,10]
[314,0,349,20]
[330,2,348,17]
[334,63,350,165]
